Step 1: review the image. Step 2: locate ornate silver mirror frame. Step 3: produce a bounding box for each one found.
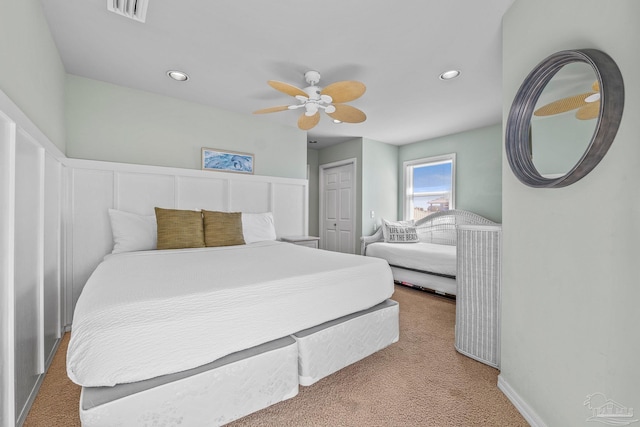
[506,49,624,188]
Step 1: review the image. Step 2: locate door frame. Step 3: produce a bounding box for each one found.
[318,158,357,253]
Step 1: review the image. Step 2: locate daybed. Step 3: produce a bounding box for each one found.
[68,209,399,426]
[361,210,498,297]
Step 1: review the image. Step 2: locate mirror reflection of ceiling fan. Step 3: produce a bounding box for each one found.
[534,81,600,120]
[253,70,366,130]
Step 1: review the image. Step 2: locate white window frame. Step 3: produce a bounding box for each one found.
[403,153,456,220]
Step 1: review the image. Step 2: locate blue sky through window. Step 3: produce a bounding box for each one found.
[413,162,452,193]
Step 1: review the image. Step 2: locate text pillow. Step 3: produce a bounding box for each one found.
[382,219,420,243]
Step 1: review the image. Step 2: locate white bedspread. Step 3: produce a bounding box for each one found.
[365,242,456,276]
[67,241,393,387]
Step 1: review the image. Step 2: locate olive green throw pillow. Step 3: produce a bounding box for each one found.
[154,207,205,250]
[202,210,246,247]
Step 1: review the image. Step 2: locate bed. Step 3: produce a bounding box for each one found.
[68,209,398,426]
[361,210,498,297]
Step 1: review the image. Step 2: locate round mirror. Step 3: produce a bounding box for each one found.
[506,49,624,188]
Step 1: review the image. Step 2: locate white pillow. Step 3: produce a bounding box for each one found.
[108,209,157,254]
[382,219,419,243]
[241,212,277,243]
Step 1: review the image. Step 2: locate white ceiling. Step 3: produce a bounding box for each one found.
[40,0,515,148]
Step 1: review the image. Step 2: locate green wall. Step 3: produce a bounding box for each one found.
[502,1,640,425]
[0,0,66,151]
[307,148,319,236]
[362,138,398,235]
[66,75,307,179]
[398,124,502,222]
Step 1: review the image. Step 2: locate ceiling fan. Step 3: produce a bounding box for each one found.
[253,70,367,131]
[534,80,600,120]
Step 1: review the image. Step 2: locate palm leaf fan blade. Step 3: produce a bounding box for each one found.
[327,104,366,123]
[298,112,320,130]
[268,81,308,98]
[575,101,600,120]
[534,92,594,116]
[253,105,290,114]
[321,81,366,103]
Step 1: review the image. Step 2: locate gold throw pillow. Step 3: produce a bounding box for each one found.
[202,210,246,247]
[155,207,205,250]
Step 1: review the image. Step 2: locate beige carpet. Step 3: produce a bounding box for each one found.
[24,285,527,426]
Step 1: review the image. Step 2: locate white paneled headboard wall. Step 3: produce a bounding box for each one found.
[65,159,309,325]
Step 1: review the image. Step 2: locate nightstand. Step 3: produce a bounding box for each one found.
[280,236,321,249]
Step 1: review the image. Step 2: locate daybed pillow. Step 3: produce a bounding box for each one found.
[155,207,205,250]
[202,210,246,247]
[108,209,157,254]
[242,212,277,243]
[382,219,420,243]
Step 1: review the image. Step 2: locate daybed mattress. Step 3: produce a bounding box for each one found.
[68,241,394,387]
[365,241,456,276]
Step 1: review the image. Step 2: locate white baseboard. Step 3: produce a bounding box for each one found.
[497,374,547,427]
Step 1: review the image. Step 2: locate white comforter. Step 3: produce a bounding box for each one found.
[365,241,456,276]
[67,241,394,387]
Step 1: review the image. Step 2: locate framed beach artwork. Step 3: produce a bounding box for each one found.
[201,148,254,174]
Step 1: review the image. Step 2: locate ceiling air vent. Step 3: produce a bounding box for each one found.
[107,0,149,23]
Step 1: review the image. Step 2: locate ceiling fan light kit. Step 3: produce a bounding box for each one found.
[254,70,367,130]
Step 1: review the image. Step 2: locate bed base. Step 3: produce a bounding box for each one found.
[295,299,399,386]
[79,337,299,427]
[79,299,399,427]
[390,266,457,297]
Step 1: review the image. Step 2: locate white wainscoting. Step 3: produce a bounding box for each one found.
[0,93,66,427]
[65,159,309,325]
[1,86,309,427]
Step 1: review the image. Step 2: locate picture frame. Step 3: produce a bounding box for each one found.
[201,148,254,174]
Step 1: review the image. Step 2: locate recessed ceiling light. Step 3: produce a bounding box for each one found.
[439,70,461,80]
[167,70,189,81]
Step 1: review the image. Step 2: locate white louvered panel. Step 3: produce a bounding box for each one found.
[106,0,149,23]
[455,225,502,368]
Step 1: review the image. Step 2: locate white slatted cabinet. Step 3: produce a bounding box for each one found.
[455,225,502,368]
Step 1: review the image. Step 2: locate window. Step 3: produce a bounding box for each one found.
[403,154,455,221]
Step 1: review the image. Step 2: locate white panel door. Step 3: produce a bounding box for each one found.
[321,162,355,254]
